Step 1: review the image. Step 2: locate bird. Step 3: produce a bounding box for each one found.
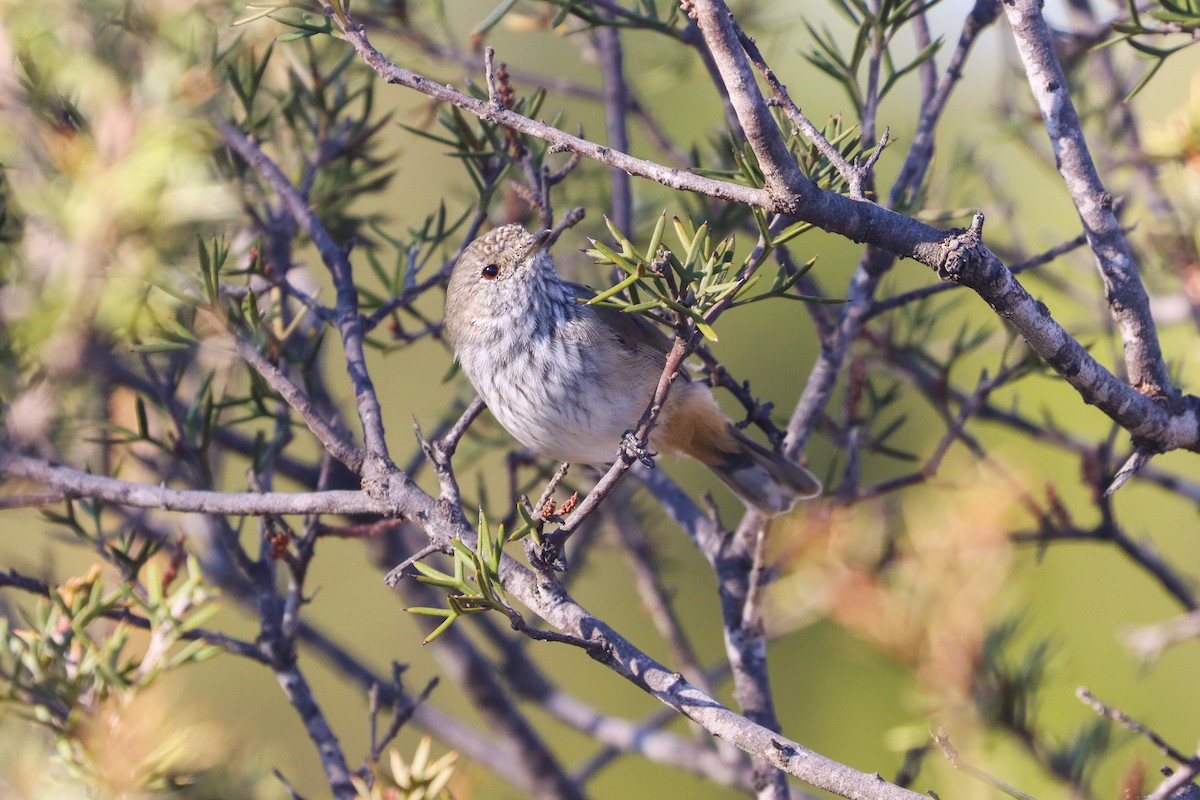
[442,224,821,515]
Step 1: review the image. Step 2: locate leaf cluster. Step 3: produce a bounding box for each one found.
[1106,0,1200,99]
[0,560,220,765]
[804,0,943,115]
[405,511,515,644]
[354,736,458,800]
[469,0,685,38]
[584,212,830,343]
[217,35,395,245]
[972,620,1114,793]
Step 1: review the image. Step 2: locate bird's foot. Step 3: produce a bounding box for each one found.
[620,430,656,468]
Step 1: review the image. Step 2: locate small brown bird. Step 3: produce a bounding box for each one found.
[443,224,821,515]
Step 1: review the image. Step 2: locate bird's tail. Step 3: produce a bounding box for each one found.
[707,426,822,516]
[658,387,821,516]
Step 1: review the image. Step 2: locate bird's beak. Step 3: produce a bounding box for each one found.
[523,229,553,258]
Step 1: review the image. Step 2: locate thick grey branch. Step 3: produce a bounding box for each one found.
[354,457,924,798]
[1003,0,1173,399]
[0,449,379,516]
[689,0,809,197]
[485,549,927,800]
[464,600,754,792]
[735,28,859,196]
[926,219,1200,452]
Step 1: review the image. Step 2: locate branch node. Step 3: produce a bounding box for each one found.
[929,212,987,282]
[1105,448,1152,496]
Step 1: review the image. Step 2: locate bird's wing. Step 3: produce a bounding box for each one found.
[566,281,674,357]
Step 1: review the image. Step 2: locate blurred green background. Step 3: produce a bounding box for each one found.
[2,0,1199,797]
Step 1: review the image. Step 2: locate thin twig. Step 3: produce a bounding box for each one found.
[892,0,1001,208]
[275,661,357,798]
[732,24,859,196]
[593,18,633,233]
[1148,760,1200,800]
[229,332,365,472]
[865,230,1089,320]
[483,46,502,108]
[437,396,487,459]
[696,346,785,445]
[855,366,1004,500]
[934,731,1038,800]
[738,519,772,649]
[383,543,443,588]
[370,673,439,763]
[317,518,406,539]
[912,8,938,108]
[413,397,485,514]
[1011,517,1198,611]
[336,12,771,206]
[537,336,693,562]
[877,341,1200,506]
[550,207,586,245]
[859,127,890,180]
[525,462,571,524]
[1076,687,1193,764]
[0,491,69,510]
[691,0,808,197]
[272,769,308,800]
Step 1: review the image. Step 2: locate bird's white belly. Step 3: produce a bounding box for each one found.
[457,341,653,465]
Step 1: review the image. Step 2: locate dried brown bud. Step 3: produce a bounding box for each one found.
[556,491,580,517]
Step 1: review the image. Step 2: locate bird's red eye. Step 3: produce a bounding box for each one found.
[481,264,499,279]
